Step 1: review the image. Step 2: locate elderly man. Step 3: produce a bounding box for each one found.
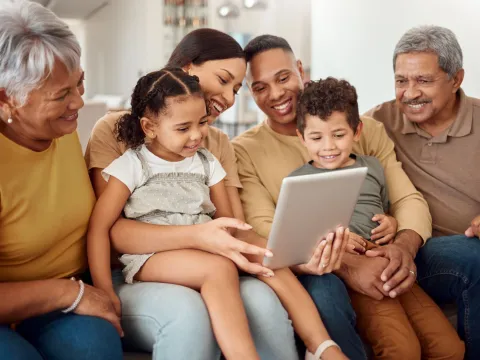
[366,25,480,360]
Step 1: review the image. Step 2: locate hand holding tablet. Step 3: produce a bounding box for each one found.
[263,167,367,270]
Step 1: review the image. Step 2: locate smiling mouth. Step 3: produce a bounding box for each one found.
[61,113,78,121]
[403,100,431,110]
[272,99,291,111]
[210,100,225,114]
[321,154,339,160]
[185,143,200,150]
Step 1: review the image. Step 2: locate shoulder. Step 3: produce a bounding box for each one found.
[205,126,232,159]
[91,111,129,135]
[288,163,311,177]
[356,155,385,180]
[197,147,216,162]
[363,100,403,127]
[357,154,383,169]
[232,123,267,152]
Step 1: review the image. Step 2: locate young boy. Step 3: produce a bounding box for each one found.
[290,78,464,360]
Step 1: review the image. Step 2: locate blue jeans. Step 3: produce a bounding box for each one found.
[113,269,298,360]
[416,234,480,360]
[299,274,368,360]
[0,312,122,360]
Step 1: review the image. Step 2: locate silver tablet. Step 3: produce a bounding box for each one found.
[263,167,368,270]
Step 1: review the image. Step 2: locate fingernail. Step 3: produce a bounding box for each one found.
[264,272,274,277]
[384,284,390,291]
[381,275,387,281]
[265,250,273,257]
[371,229,375,234]
[390,291,397,298]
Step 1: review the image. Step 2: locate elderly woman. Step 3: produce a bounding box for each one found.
[0,2,122,359]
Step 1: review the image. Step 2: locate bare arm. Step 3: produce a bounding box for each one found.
[91,168,206,254]
[87,176,130,294]
[0,279,76,324]
[89,168,273,275]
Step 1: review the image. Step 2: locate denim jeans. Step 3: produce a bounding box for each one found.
[112,269,298,360]
[299,274,368,360]
[0,312,123,360]
[415,234,480,360]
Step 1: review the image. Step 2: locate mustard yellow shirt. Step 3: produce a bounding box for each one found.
[232,117,432,242]
[0,131,95,281]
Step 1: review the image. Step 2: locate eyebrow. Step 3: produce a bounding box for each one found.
[54,72,85,95]
[251,69,290,88]
[175,121,192,127]
[220,68,234,80]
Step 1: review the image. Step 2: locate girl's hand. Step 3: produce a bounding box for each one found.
[465,215,480,238]
[197,217,275,277]
[348,232,367,254]
[296,227,349,276]
[370,214,397,245]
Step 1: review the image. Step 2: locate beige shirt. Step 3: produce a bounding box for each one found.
[85,111,242,188]
[233,116,432,241]
[365,90,480,237]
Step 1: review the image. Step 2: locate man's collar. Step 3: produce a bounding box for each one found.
[401,89,473,138]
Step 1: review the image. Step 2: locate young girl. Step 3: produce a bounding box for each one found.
[88,68,348,360]
[87,68,261,359]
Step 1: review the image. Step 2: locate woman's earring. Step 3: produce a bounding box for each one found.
[7,117,12,124]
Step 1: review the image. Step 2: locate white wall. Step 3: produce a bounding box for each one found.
[81,0,311,99]
[311,0,480,113]
[209,0,311,68]
[82,0,164,99]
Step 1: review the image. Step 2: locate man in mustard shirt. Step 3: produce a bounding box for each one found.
[366,25,480,360]
[233,35,432,359]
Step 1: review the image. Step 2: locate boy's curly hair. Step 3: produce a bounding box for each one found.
[296,77,361,136]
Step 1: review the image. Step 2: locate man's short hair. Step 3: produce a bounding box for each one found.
[297,78,361,136]
[393,25,463,78]
[244,34,293,62]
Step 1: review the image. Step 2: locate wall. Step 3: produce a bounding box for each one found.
[81,0,311,99]
[209,0,312,69]
[82,0,164,99]
[311,0,480,113]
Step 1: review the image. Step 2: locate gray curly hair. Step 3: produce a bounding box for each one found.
[393,25,463,78]
[0,0,81,106]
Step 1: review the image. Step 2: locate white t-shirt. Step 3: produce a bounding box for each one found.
[102,145,226,193]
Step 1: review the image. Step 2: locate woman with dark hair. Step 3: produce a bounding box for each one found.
[85,29,300,360]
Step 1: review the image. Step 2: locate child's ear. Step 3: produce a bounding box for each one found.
[296,129,306,146]
[353,120,363,142]
[140,117,157,139]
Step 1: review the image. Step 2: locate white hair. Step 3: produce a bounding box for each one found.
[393,25,463,78]
[0,0,81,106]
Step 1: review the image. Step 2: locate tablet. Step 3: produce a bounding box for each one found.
[263,167,368,270]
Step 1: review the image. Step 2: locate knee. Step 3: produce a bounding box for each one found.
[67,316,123,359]
[204,255,238,282]
[373,333,421,360]
[240,277,289,325]
[158,287,213,337]
[432,335,465,360]
[300,274,356,324]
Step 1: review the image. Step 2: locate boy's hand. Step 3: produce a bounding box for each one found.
[296,227,349,275]
[371,214,397,245]
[465,215,480,238]
[348,232,367,254]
